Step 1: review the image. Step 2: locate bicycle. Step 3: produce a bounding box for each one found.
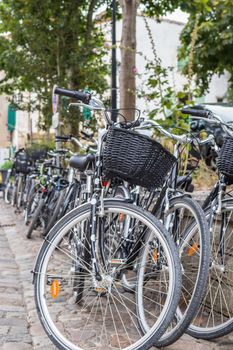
[26,151,68,238]
[107,117,212,347]
[42,133,97,237]
[32,87,182,350]
[181,107,233,340]
[4,149,31,209]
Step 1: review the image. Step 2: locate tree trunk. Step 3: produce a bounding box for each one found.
[119,0,137,122]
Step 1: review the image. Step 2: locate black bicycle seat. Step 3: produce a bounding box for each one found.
[69,154,95,172]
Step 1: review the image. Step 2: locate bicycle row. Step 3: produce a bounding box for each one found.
[3,87,233,350]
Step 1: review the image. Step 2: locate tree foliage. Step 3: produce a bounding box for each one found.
[0,0,110,130]
[0,0,222,131]
[140,0,210,17]
[179,0,233,95]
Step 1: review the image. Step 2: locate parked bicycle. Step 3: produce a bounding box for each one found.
[181,107,233,340]
[32,87,183,350]
[4,88,224,350]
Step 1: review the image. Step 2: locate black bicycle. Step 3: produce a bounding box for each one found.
[32,87,182,350]
[181,107,233,340]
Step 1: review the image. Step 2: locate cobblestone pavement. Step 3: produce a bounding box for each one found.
[0,199,233,350]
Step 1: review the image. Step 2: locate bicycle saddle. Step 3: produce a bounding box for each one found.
[69,154,95,172]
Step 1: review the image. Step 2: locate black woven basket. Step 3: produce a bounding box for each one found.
[14,152,31,174]
[217,137,233,184]
[28,149,48,162]
[103,127,176,189]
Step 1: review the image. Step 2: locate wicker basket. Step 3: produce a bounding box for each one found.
[14,152,31,174]
[28,149,48,162]
[217,137,233,184]
[103,127,176,189]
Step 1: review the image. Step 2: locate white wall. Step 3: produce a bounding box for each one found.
[12,108,40,149]
[205,74,229,103]
[0,148,10,166]
[0,92,40,150]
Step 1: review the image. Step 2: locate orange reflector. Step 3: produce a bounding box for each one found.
[188,243,198,257]
[152,249,158,263]
[110,258,125,265]
[119,213,125,222]
[51,279,60,299]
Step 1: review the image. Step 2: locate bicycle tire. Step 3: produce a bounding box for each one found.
[24,181,36,225]
[11,178,17,206]
[155,196,210,347]
[27,197,45,239]
[4,182,13,204]
[59,182,81,217]
[33,199,181,350]
[43,189,67,236]
[187,198,233,339]
[16,175,23,210]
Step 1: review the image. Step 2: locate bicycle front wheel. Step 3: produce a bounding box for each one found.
[27,196,45,239]
[43,188,67,236]
[4,182,13,204]
[33,199,181,350]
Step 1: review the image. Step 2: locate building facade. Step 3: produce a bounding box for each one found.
[0,71,41,164]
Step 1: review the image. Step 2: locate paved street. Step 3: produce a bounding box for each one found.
[0,199,233,350]
[0,199,55,350]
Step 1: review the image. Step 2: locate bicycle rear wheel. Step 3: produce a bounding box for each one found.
[188,198,233,339]
[154,196,210,347]
[33,199,181,350]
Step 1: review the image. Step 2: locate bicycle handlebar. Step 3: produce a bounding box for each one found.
[181,107,233,137]
[55,135,70,142]
[54,87,91,105]
[70,137,97,153]
[137,119,214,145]
[181,108,209,118]
[55,133,97,150]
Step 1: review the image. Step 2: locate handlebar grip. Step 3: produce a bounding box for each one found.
[54,87,91,104]
[181,108,209,118]
[55,135,70,142]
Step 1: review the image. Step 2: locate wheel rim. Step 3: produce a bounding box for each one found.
[159,198,208,340]
[35,205,177,350]
[190,202,233,334]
